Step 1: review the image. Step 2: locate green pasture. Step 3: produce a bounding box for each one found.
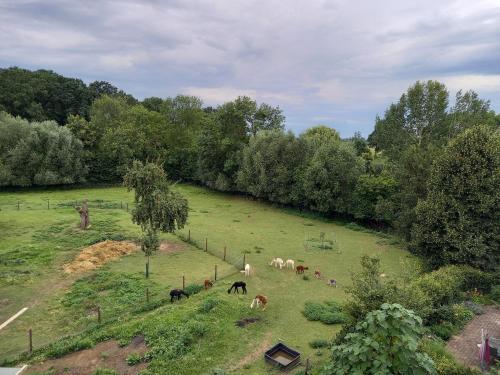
[0,185,414,373]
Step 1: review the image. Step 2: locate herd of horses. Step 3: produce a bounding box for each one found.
[168,258,337,308]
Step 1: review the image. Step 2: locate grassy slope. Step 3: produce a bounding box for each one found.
[0,185,413,373]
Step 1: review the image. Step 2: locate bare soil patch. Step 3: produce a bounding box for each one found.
[447,306,500,368]
[159,240,186,254]
[235,317,261,328]
[63,240,138,274]
[26,336,147,375]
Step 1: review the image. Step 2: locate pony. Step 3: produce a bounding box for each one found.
[241,263,251,276]
[296,265,309,274]
[250,295,268,310]
[170,289,189,303]
[204,279,213,290]
[327,279,337,287]
[228,281,247,294]
[269,258,284,269]
[284,259,295,269]
[314,270,322,279]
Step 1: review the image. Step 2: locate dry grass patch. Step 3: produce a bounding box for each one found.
[64,240,138,273]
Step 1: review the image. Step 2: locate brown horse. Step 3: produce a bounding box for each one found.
[204,279,213,290]
[250,295,268,310]
[296,265,309,274]
[314,270,322,279]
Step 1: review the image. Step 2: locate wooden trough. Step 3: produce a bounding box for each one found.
[264,342,301,371]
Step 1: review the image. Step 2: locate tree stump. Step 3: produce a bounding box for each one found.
[75,199,90,230]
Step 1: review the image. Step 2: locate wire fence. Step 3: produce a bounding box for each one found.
[0,196,247,361]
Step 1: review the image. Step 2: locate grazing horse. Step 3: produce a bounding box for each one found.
[314,270,322,279]
[327,279,337,287]
[296,265,309,274]
[204,279,213,290]
[228,281,247,294]
[270,258,284,269]
[285,259,295,269]
[170,289,189,303]
[250,295,268,310]
[242,263,251,276]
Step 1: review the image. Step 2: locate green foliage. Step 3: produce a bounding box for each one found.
[0,112,87,186]
[184,283,203,296]
[198,297,220,313]
[124,161,188,233]
[412,126,500,270]
[303,301,347,324]
[324,303,435,375]
[491,285,500,302]
[237,130,306,205]
[309,339,330,349]
[421,338,482,375]
[46,337,93,358]
[92,369,119,375]
[126,352,142,365]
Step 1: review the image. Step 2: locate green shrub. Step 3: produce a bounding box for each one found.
[303,301,347,324]
[92,369,119,375]
[198,298,219,313]
[184,283,203,296]
[490,285,500,302]
[46,337,93,358]
[450,304,474,327]
[421,338,481,375]
[430,322,455,340]
[309,339,329,348]
[303,275,310,281]
[126,352,142,365]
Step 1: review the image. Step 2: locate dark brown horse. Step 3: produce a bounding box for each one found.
[296,265,309,274]
[228,281,247,294]
[170,289,189,303]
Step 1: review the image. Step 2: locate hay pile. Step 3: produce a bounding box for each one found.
[64,240,138,273]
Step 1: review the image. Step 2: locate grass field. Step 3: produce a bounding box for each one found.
[0,184,414,374]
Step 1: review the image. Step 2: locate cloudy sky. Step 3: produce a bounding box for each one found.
[1,0,499,136]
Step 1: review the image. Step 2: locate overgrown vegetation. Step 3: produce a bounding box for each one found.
[303,301,346,324]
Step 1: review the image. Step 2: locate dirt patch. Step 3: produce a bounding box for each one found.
[63,240,138,274]
[159,240,186,254]
[447,306,500,368]
[235,317,261,328]
[228,332,272,372]
[26,336,147,375]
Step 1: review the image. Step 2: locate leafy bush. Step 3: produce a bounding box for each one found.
[126,352,142,365]
[302,275,310,281]
[490,285,500,302]
[309,339,329,348]
[198,298,219,313]
[421,338,481,375]
[92,369,119,375]
[46,337,93,358]
[303,301,347,324]
[184,283,203,296]
[430,322,455,340]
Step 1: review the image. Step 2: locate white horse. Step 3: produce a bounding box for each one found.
[284,259,294,269]
[250,295,267,310]
[269,258,284,269]
[240,263,251,277]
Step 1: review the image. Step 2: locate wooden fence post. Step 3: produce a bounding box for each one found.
[17,201,20,210]
[205,238,208,252]
[120,201,123,209]
[182,275,185,290]
[223,246,226,261]
[47,199,50,210]
[126,203,129,212]
[188,229,191,242]
[28,328,33,353]
[243,253,246,269]
[97,306,101,324]
[146,288,149,303]
[215,265,217,281]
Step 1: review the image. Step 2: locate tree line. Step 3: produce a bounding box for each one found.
[0,67,498,271]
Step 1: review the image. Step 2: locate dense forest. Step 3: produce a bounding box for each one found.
[0,67,499,272]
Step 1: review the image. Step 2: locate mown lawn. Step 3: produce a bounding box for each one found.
[0,185,414,373]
